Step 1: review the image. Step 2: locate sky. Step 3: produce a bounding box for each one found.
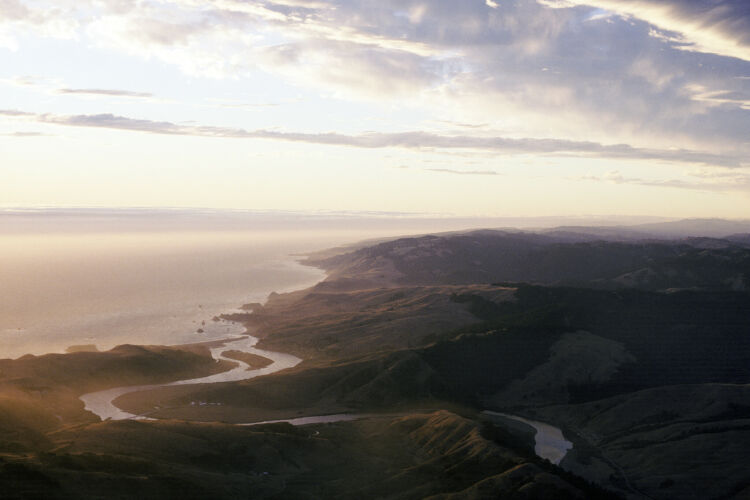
[1,0,749,218]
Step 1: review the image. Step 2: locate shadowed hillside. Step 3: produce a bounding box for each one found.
[0,410,613,499]
[0,342,235,448]
[3,228,749,499]
[309,230,750,291]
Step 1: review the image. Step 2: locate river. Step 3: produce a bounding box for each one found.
[80,337,573,465]
[483,410,573,465]
[80,335,301,420]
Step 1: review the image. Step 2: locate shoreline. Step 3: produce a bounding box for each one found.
[78,249,575,466]
[79,255,333,421]
[165,255,330,354]
[1,253,328,361]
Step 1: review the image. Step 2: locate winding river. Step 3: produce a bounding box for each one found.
[80,336,573,465]
[79,335,301,420]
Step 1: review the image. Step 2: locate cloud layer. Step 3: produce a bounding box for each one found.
[543,0,750,62]
[579,169,750,192]
[2,109,743,168]
[57,88,153,98]
[1,0,749,206]
[2,0,749,154]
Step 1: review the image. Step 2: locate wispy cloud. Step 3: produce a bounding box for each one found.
[0,0,30,22]
[1,109,743,168]
[1,77,155,100]
[684,84,750,110]
[433,120,490,130]
[205,98,286,109]
[0,110,35,117]
[256,39,450,98]
[0,131,51,137]
[579,169,750,192]
[57,88,154,98]
[426,168,500,176]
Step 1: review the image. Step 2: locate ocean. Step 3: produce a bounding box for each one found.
[0,227,333,358]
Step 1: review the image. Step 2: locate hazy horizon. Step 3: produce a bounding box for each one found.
[2,207,749,359]
[0,205,735,231]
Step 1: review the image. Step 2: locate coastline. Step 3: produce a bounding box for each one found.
[60,243,575,470]
[1,240,329,360]
[79,255,332,421]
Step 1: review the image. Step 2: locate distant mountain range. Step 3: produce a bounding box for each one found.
[312,227,750,292]
[535,218,750,240]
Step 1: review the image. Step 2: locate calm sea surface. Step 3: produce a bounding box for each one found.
[0,229,334,358]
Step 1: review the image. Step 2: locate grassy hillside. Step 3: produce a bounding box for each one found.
[534,384,750,499]
[0,342,235,440]
[0,411,613,499]
[4,229,749,498]
[309,231,750,291]
[225,284,514,361]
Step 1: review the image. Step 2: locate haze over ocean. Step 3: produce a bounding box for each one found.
[1,208,615,358]
[0,224,325,358]
[0,207,709,358]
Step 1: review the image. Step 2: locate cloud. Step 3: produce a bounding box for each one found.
[3,75,48,87]
[0,131,51,137]
[2,0,749,152]
[541,0,750,62]
[0,0,30,21]
[1,76,160,103]
[0,0,78,38]
[205,98,285,109]
[57,88,154,98]
[257,39,449,98]
[426,168,500,176]
[0,109,35,117]
[0,109,743,168]
[579,169,750,191]
[226,0,750,148]
[434,120,490,129]
[684,84,750,110]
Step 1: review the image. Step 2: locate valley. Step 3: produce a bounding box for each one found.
[2,224,749,498]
